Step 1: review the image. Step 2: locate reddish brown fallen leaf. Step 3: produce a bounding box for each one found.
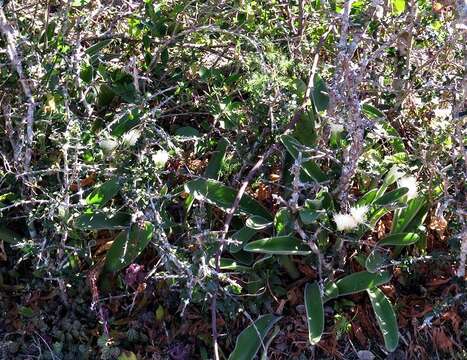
[375,220,386,240]
[429,215,448,234]
[440,310,462,333]
[297,263,316,278]
[255,183,271,202]
[70,173,96,192]
[351,322,368,347]
[432,327,453,351]
[269,173,281,182]
[380,284,396,298]
[442,283,459,297]
[287,287,301,306]
[426,277,450,287]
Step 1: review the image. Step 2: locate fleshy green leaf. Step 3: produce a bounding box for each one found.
[246,216,273,230]
[244,236,311,255]
[280,135,327,183]
[299,209,323,225]
[365,249,388,273]
[367,287,399,352]
[274,208,294,235]
[74,211,131,230]
[391,0,406,14]
[323,281,339,303]
[335,271,391,296]
[85,39,112,56]
[204,137,228,179]
[312,74,329,112]
[184,178,272,220]
[304,282,324,345]
[391,196,428,233]
[229,227,257,253]
[362,104,385,120]
[374,187,409,206]
[175,126,200,138]
[357,188,378,206]
[85,178,120,207]
[209,258,251,271]
[111,109,142,137]
[293,110,317,146]
[382,166,403,187]
[228,314,281,360]
[104,222,154,272]
[0,226,24,244]
[260,325,280,360]
[378,232,420,246]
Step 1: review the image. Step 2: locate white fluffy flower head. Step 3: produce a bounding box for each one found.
[152,150,169,169]
[333,213,358,231]
[350,205,369,225]
[122,129,141,146]
[398,176,418,200]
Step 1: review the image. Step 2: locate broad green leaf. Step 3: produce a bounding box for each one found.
[367,287,399,352]
[280,135,327,183]
[381,124,406,152]
[391,0,406,14]
[229,227,257,253]
[293,78,307,101]
[228,314,281,360]
[365,249,388,273]
[117,351,137,360]
[75,211,131,230]
[209,258,251,271]
[378,232,420,246]
[85,39,112,56]
[104,222,154,272]
[244,236,311,255]
[274,208,294,235]
[335,271,391,296]
[312,74,329,112]
[293,110,317,146]
[18,306,35,318]
[374,187,408,206]
[278,255,300,280]
[260,326,280,360]
[71,0,90,7]
[85,178,120,207]
[246,216,272,230]
[0,192,17,202]
[391,196,427,233]
[184,178,272,220]
[97,84,116,107]
[383,166,404,187]
[362,104,385,120]
[175,126,200,137]
[252,254,273,268]
[304,282,324,345]
[184,193,195,214]
[356,207,389,239]
[323,281,339,303]
[231,250,254,265]
[357,188,378,206]
[299,209,323,225]
[111,109,141,137]
[204,137,228,179]
[0,226,23,244]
